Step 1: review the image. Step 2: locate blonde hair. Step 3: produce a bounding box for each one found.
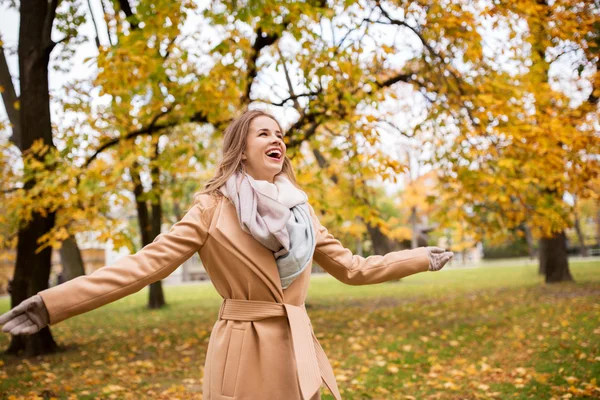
[193,109,300,203]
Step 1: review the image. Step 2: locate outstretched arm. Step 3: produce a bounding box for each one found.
[0,195,219,333]
[309,204,453,285]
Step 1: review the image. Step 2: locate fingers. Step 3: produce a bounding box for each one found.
[1,313,29,333]
[442,251,453,264]
[428,250,454,271]
[9,319,36,336]
[0,309,18,325]
[0,299,31,325]
[438,251,454,268]
[428,246,446,254]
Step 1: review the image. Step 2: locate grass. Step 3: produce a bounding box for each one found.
[0,260,598,399]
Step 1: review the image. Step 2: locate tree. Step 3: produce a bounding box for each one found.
[1,0,83,356]
[425,1,599,282]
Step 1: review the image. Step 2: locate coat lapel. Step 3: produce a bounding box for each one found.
[213,196,284,301]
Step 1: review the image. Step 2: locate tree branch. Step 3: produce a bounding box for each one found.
[84,107,209,168]
[86,0,102,49]
[117,0,138,29]
[42,0,59,47]
[277,46,301,112]
[244,27,280,103]
[269,91,321,107]
[0,41,20,148]
[84,107,174,168]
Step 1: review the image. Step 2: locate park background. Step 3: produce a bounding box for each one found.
[0,0,599,399]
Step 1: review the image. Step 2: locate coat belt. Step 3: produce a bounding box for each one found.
[218,298,342,400]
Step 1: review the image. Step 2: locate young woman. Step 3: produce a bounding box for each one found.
[0,109,453,399]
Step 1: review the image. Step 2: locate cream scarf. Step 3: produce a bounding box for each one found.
[219,171,316,289]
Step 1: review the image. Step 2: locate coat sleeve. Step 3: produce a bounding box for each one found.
[38,195,219,325]
[308,203,430,285]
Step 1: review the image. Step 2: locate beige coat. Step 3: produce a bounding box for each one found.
[38,193,430,400]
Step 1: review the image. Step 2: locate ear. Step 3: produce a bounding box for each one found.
[241,153,247,160]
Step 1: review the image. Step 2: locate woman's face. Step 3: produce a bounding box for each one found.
[242,115,286,183]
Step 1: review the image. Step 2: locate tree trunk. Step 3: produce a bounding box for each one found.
[7,212,58,356]
[573,211,588,257]
[365,224,402,255]
[131,163,166,309]
[148,137,165,308]
[539,231,574,283]
[596,204,600,248]
[59,234,86,280]
[355,217,363,257]
[312,147,402,255]
[410,206,418,249]
[148,197,165,309]
[572,195,588,257]
[174,201,190,281]
[131,160,166,309]
[522,224,537,261]
[7,0,60,356]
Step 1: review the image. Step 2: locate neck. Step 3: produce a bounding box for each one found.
[244,170,276,184]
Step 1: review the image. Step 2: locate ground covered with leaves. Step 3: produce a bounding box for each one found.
[1,261,598,399]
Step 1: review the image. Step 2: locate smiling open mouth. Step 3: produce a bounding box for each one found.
[266,149,282,160]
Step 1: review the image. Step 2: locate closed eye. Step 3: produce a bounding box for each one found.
[259,132,284,139]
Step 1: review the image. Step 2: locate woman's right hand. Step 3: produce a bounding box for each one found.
[426,246,454,271]
[0,294,50,335]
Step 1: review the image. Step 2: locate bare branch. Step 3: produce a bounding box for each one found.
[269,91,321,107]
[84,107,209,168]
[86,0,102,49]
[244,27,280,103]
[100,0,114,46]
[376,72,412,88]
[0,40,20,148]
[277,46,301,112]
[84,106,174,168]
[42,0,59,46]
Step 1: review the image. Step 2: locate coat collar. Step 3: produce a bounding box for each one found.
[211,194,319,302]
[212,195,285,300]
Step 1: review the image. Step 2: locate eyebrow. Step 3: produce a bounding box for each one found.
[257,128,283,134]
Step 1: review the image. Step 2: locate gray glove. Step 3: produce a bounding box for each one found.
[0,294,50,335]
[426,246,454,271]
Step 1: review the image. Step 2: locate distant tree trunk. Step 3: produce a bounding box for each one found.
[148,137,165,308]
[522,224,537,261]
[173,200,190,281]
[355,237,363,257]
[148,194,165,308]
[539,231,574,283]
[527,1,573,282]
[59,234,86,280]
[312,147,402,255]
[7,0,60,356]
[573,210,588,257]
[365,224,403,254]
[355,217,363,257]
[596,204,600,248]
[410,206,418,249]
[131,162,166,309]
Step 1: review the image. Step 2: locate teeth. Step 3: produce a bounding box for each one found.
[266,149,281,158]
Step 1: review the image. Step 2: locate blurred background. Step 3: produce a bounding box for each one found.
[0,1,598,398]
